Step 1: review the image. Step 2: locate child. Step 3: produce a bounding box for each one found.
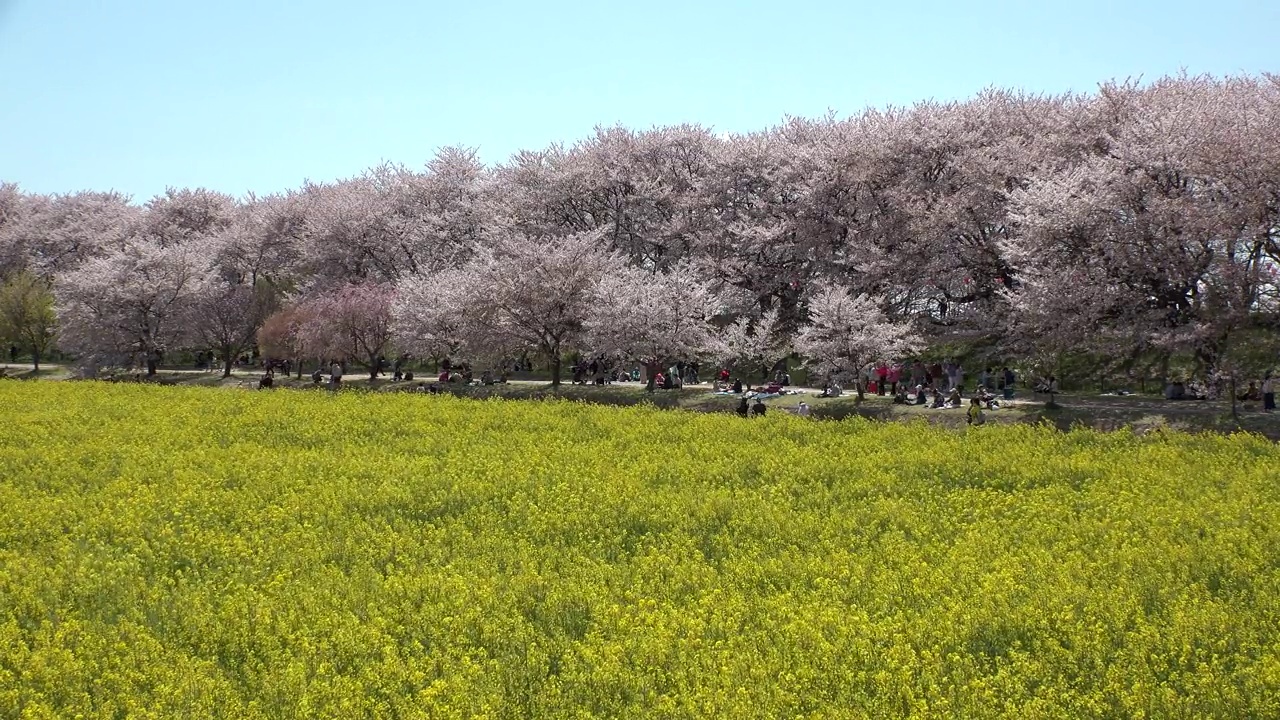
[967,397,985,426]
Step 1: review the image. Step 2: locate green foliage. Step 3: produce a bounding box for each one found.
[1,382,1279,718]
[0,270,57,363]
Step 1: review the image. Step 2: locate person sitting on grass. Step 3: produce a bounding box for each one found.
[892,386,909,404]
[311,368,323,385]
[976,385,999,409]
[967,396,986,426]
[258,369,274,390]
[931,388,945,408]
[914,384,928,405]
[731,377,743,393]
[947,387,962,407]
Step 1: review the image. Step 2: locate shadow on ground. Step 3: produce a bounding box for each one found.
[11,365,1279,440]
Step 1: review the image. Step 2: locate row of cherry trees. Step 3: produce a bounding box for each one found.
[1,72,1278,387]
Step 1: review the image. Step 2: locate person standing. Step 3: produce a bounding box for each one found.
[1263,374,1275,413]
[330,360,343,391]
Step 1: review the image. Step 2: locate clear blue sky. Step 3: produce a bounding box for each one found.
[1,0,1275,202]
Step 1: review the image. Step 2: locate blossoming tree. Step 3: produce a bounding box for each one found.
[793,282,921,399]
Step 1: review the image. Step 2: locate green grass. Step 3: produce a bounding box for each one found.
[8,361,1280,440]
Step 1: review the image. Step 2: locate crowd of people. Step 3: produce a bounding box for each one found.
[243,352,1278,418]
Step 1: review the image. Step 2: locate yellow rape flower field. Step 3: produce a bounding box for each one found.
[2,382,1279,719]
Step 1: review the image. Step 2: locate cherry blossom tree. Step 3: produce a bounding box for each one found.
[187,271,278,377]
[715,307,790,382]
[175,200,297,376]
[391,266,473,364]
[141,187,236,247]
[0,183,30,279]
[299,282,397,380]
[300,174,397,284]
[692,125,819,330]
[584,263,727,391]
[5,191,140,275]
[493,126,717,269]
[1004,75,1280,385]
[793,282,921,399]
[55,238,202,375]
[211,193,308,288]
[302,153,490,287]
[396,229,619,385]
[258,300,327,379]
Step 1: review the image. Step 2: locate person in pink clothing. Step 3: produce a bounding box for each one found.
[875,362,889,396]
[887,364,902,395]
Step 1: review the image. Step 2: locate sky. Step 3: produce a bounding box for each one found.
[1,0,1276,202]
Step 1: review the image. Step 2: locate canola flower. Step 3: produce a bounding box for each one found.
[1,381,1279,719]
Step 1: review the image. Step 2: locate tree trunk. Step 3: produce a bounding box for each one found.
[550,352,562,387]
[222,354,234,378]
[1230,374,1239,423]
[146,355,158,376]
[31,348,39,375]
[296,358,303,380]
[646,359,661,392]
